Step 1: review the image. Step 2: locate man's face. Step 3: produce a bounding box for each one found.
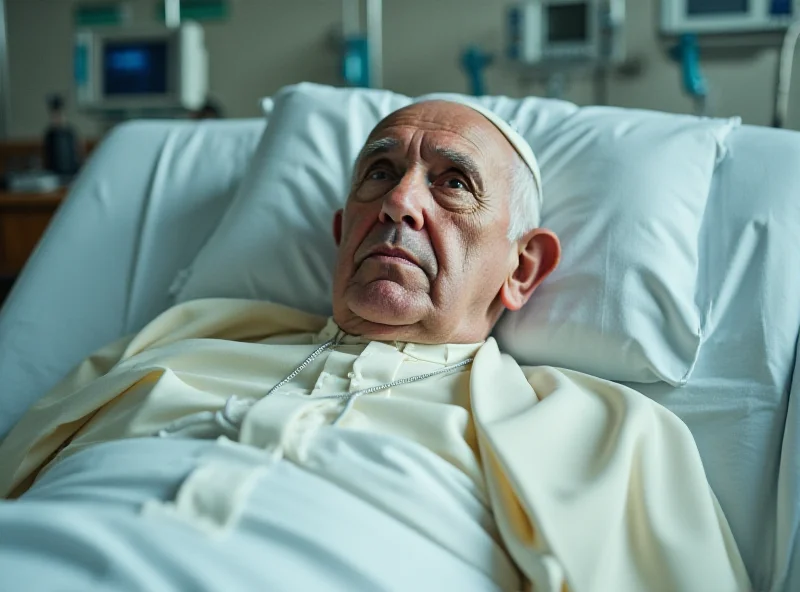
[331,101,528,344]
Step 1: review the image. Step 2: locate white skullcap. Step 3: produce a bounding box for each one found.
[412,96,543,212]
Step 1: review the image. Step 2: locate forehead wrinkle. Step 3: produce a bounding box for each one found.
[361,129,489,179]
[386,114,514,174]
[359,105,517,192]
[372,115,495,156]
[377,101,512,151]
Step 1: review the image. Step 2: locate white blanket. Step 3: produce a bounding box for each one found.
[1,435,520,591]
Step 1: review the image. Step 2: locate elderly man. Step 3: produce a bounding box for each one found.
[0,101,749,591]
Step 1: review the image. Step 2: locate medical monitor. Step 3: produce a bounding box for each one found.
[515,0,600,64]
[661,0,799,34]
[546,2,590,44]
[75,23,208,111]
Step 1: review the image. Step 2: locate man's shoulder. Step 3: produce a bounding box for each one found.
[123,298,328,358]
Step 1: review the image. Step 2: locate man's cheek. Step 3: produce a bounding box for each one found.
[345,216,372,248]
[342,213,365,245]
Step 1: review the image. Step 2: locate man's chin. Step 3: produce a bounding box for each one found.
[344,280,428,330]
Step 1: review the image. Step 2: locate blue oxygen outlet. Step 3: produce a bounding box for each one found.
[461,45,493,97]
[669,34,707,102]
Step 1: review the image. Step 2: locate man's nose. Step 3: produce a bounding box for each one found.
[378,171,427,231]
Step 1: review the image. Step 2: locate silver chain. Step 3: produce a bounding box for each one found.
[157,331,474,437]
[264,331,474,425]
[264,333,344,397]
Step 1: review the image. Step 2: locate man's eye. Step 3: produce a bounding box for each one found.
[366,169,391,181]
[443,177,468,190]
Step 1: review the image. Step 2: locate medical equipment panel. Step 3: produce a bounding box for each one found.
[509,0,625,66]
[74,22,208,112]
[661,0,799,34]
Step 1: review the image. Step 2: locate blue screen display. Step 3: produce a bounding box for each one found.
[103,41,168,96]
[770,0,792,15]
[687,0,749,15]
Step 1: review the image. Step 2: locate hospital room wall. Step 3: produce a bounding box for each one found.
[4,0,798,139]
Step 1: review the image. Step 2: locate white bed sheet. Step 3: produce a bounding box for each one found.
[0,119,265,438]
[0,117,799,590]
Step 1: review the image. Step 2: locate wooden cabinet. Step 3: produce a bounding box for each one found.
[0,189,66,277]
[0,139,97,303]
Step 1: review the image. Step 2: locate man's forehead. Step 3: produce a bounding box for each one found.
[364,101,514,160]
[375,101,489,131]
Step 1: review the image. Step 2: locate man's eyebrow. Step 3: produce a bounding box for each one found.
[359,137,401,162]
[434,147,484,184]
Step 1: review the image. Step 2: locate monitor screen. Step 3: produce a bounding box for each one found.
[103,41,168,96]
[687,0,749,15]
[547,3,589,43]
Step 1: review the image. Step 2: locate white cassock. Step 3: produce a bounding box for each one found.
[0,299,751,591]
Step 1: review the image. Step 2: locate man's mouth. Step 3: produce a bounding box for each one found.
[366,247,419,267]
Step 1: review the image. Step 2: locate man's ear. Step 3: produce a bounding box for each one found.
[500,229,561,311]
[333,209,343,246]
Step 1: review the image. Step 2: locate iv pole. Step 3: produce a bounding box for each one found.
[365,0,382,88]
[341,0,382,88]
[0,0,10,140]
[165,0,181,28]
[774,19,800,128]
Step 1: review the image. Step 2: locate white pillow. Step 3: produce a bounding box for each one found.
[174,82,738,385]
[489,103,737,385]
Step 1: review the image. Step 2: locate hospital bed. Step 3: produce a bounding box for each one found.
[0,89,799,591]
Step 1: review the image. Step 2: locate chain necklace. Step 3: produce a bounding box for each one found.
[158,332,475,439]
